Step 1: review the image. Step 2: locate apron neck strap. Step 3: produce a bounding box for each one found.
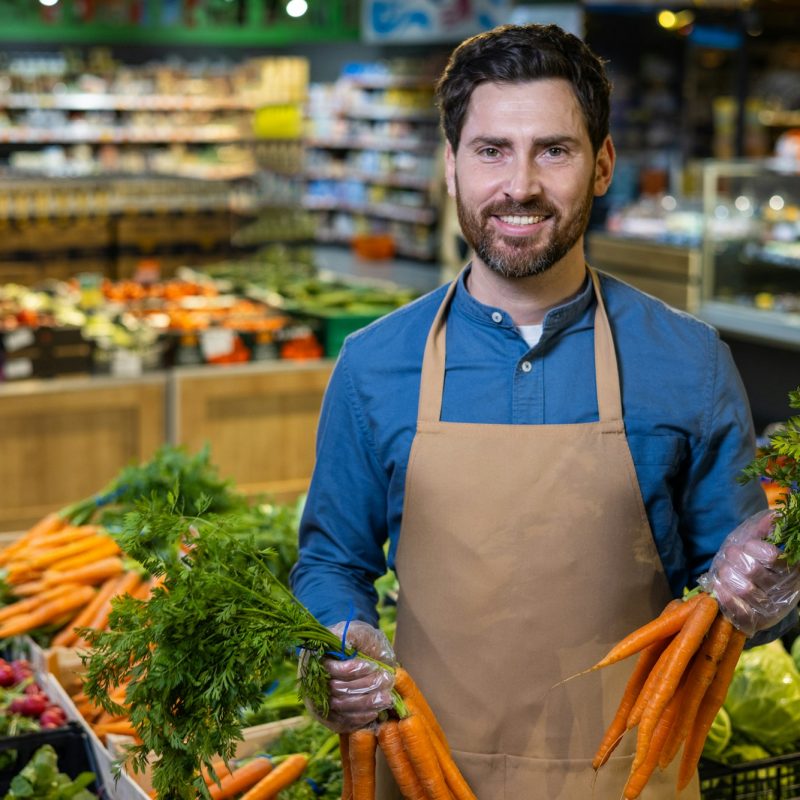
[417,266,623,423]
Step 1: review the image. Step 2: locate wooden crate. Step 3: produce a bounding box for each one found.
[171,360,332,503]
[0,375,167,531]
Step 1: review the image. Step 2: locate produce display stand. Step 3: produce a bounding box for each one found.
[699,753,800,798]
[0,359,333,531]
[0,721,103,796]
[169,359,332,503]
[0,373,167,532]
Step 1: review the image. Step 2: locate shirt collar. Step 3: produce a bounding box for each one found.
[451,264,595,335]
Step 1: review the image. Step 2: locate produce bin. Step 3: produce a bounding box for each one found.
[699,753,800,799]
[0,721,104,796]
[296,309,387,357]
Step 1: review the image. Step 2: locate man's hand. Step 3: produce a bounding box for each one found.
[699,509,800,637]
[303,620,396,733]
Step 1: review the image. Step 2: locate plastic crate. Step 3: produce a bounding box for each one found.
[0,721,105,796]
[700,753,800,799]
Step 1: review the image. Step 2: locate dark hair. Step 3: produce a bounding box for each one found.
[435,24,611,154]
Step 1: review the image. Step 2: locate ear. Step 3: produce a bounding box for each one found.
[593,136,616,197]
[444,140,457,198]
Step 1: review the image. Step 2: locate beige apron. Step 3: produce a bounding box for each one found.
[379,268,701,799]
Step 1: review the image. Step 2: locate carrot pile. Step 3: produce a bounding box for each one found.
[0,510,153,647]
[588,590,746,799]
[342,666,477,800]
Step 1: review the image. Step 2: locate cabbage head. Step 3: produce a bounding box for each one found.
[724,640,800,751]
[701,707,732,762]
[792,635,800,673]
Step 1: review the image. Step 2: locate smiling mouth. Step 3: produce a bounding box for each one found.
[495,214,548,226]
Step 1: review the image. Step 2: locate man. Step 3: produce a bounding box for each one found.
[290,23,796,799]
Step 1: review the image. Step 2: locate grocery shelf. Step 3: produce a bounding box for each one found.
[0,93,297,112]
[305,135,438,153]
[0,125,255,145]
[302,196,437,225]
[304,168,432,190]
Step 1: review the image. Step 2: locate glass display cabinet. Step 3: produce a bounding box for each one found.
[699,158,800,349]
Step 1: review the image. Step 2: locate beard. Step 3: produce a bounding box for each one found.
[454,173,596,279]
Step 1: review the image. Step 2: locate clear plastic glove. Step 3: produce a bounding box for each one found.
[698,508,800,637]
[302,620,396,733]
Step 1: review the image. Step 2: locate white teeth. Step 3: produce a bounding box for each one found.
[498,215,544,225]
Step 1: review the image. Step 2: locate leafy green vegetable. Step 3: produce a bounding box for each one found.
[792,634,800,674]
[740,386,800,564]
[3,744,96,800]
[80,489,392,800]
[62,444,243,529]
[723,640,800,751]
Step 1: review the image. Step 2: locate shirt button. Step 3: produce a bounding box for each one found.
[491,311,503,323]
[521,361,532,373]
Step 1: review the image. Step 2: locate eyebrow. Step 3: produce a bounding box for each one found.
[465,134,582,150]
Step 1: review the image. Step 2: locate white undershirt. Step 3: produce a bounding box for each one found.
[517,323,544,348]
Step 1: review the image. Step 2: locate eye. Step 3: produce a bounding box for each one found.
[478,146,501,159]
[546,146,566,157]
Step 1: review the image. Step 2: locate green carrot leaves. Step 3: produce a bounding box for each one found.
[80,490,359,800]
[740,386,800,565]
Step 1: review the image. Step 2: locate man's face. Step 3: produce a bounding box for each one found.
[445,79,615,279]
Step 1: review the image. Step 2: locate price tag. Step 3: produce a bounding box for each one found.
[4,358,33,380]
[3,328,35,353]
[111,349,143,378]
[201,328,235,360]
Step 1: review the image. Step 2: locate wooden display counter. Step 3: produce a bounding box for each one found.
[0,360,333,532]
[170,360,332,503]
[587,232,702,313]
[0,374,167,532]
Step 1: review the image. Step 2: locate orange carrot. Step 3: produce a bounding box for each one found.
[74,570,143,648]
[0,583,75,623]
[632,593,719,771]
[202,758,232,788]
[207,756,273,800]
[29,524,99,551]
[593,636,671,770]
[677,629,747,790]
[8,579,49,597]
[377,720,426,800]
[0,512,66,560]
[590,593,703,672]
[394,667,449,752]
[349,728,378,800]
[627,633,681,731]
[51,574,123,648]
[624,687,682,799]
[658,614,733,769]
[43,541,122,578]
[93,720,140,738]
[26,534,116,571]
[426,720,477,800]
[398,714,450,800]
[43,555,124,588]
[0,584,95,638]
[239,753,308,800]
[340,733,354,800]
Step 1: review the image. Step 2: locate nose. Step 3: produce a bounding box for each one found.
[504,158,541,202]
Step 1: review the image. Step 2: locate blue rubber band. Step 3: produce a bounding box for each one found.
[94,485,126,507]
[263,678,280,696]
[305,777,322,795]
[324,600,357,661]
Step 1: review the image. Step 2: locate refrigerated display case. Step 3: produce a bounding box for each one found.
[698,158,800,349]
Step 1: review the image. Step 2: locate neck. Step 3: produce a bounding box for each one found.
[466,252,588,326]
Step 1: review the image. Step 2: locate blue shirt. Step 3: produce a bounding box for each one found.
[290,268,769,632]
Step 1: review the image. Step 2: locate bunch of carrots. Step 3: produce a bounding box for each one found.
[0,509,155,648]
[586,590,744,799]
[341,667,476,800]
